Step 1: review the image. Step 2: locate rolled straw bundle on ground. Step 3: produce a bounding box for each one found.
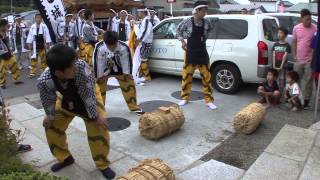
[139,105,185,140]
[233,103,266,134]
[116,158,176,180]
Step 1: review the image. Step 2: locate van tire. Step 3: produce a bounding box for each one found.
[211,64,242,94]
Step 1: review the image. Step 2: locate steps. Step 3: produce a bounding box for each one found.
[242,124,319,180]
[177,160,245,180]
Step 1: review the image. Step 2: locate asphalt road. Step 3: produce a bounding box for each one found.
[1,69,39,99]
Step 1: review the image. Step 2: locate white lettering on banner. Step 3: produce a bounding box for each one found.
[38,0,65,38]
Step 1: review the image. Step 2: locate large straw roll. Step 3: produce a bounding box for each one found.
[117,158,176,180]
[233,103,266,134]
[139,105,185,140]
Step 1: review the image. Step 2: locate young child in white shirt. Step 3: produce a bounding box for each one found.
[284,71,302,112]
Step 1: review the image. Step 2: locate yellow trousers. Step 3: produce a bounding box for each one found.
[139,62,151,81]
[82,43,94,68]
[79,40,86,60]
[0,56,20,85]
[30,49,46,76]
[45,85,110,170]
[98,74,140,111]
[181,64,213,103]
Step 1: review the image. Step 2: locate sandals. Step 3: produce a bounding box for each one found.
[17,144,33,153]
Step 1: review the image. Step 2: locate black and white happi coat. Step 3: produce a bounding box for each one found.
[10,22,29,53]
[93,41,132,79]
[56,19,77,48]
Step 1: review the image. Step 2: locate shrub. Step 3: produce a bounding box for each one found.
[0,106,67,179]
[0,172,67,180]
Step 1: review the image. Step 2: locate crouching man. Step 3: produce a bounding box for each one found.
[38,44,115,179]
[93,31,144,115]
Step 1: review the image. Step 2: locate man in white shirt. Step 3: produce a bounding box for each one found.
[57,12,77,49]
[81,9,98,68]
[26,14,52,78]
[112,10,131,42]
[133,8,153,83]
[149,8,161,27]
[76,8,85,56]
[0,19,23,89]
[93,31,144,115]
[10,15,29,69]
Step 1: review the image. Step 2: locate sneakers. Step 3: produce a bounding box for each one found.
[100,167,116,179]
[207,102,217,110]
[51,156,75,172]
[133,109,145,116]
[136,82,145,86]
[178,100,189,106]
[29,74,36,78]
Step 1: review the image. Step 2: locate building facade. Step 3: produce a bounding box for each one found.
[143,0,220,18]
[249,0,277,12]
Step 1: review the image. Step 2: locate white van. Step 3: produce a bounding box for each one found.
[149,14,279,94]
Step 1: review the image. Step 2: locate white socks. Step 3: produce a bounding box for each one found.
[207,102,217,110]
[178,100,189,106]
[179,100,217,110]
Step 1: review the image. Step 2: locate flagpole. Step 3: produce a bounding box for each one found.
[315,74,320,122]
[314,0,320,123]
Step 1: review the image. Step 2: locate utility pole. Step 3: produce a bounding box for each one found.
[10,0,13,13]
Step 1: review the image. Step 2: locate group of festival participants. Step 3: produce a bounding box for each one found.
[0,1,218,179]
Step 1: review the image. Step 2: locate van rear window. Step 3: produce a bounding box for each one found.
[263,19,278,42]
[216,19,248,39]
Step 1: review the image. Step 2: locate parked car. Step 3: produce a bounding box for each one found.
[149,14,279,94]
[264,13,318,70]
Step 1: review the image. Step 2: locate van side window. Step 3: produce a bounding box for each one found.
[153,20,182,39]
[263,19,278,41]
[216,19,248,39]
[206,17,218,39]
[276,16,293,34]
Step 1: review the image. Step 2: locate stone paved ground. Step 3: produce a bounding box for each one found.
[202,106,315,170]
[5,74,320,179]
[7,75,258,179]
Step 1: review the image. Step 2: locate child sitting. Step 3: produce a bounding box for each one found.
[257,69,281,107]
[272,27,291,91]
[285,71,302,112]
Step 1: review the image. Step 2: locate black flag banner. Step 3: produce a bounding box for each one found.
[34,0,66,43]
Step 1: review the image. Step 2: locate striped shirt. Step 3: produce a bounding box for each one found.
[37,60,98,121]
[176,17,214,41]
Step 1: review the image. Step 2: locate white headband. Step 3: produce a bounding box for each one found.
[78,9,85,14]
[192,5,208,14]
[110,9,117,14]
[120,10,128,16]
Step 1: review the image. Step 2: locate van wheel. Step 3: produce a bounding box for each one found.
[211,64,242,94]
